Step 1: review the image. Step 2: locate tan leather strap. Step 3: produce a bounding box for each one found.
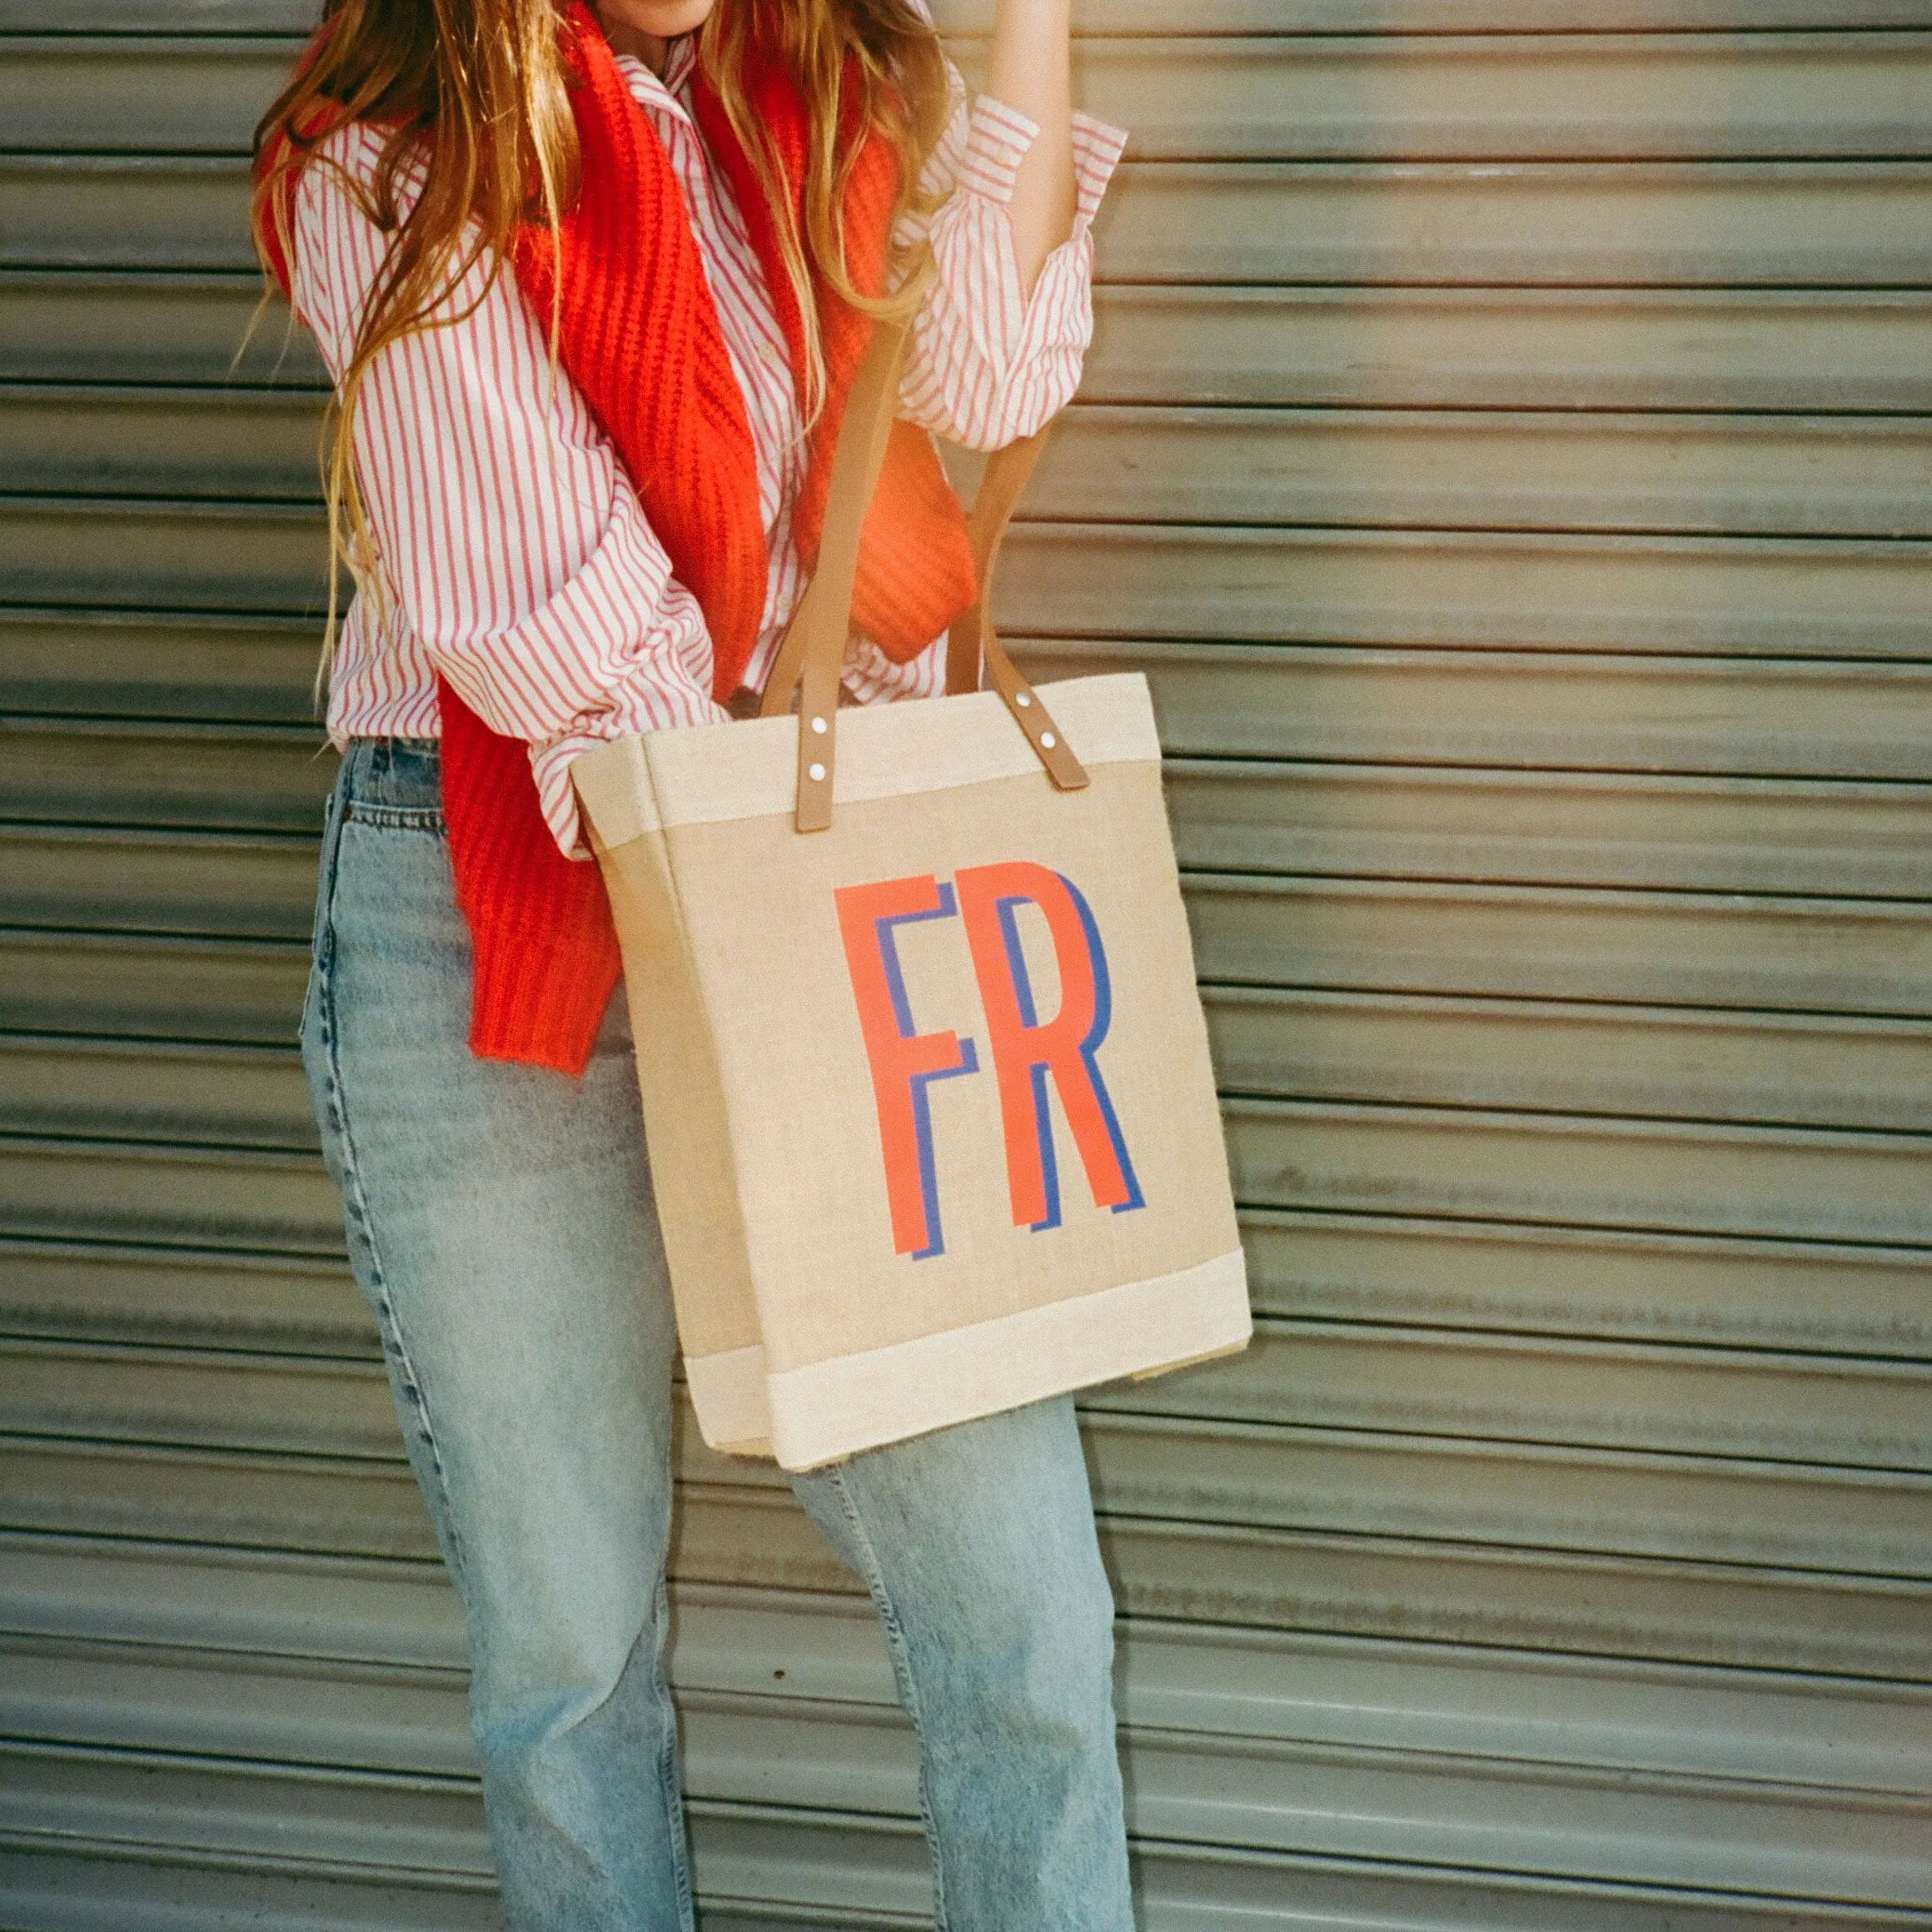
[754,321,911,829]
[944,429,1088,791]
[756,322,1086,830]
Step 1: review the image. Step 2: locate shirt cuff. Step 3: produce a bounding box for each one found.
[532,674,731,859]
[957,95,1042,207]
[1070,110,1128,222]
[957,97,1128,226]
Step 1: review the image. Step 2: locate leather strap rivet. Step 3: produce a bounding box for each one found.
[1040,731,1057,749]
[808,762,826,782]
[809,715,828,734]
[1015,691,1032,707]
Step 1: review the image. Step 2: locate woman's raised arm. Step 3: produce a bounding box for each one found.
[985,0,1077,292]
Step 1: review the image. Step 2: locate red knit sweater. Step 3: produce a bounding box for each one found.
[260,7,977,1073]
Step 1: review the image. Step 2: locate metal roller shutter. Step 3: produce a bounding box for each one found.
[2,0,1929,1925]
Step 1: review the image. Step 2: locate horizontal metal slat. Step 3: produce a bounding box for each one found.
[968,32,1932,162]
[1227,1095,1932,1245]
[0,381,322,500]
[15,1544,1928,1804]
[1205,986,1932,1131]
[12,33,1932,162]
[6,0,1930,27]
[1077,1412,1932,1580]
[28,384,1929,538]
[996,406,1932,540]
[1023,642,1932,780]
[0,37,295,154]
[6,1211,1924,1372]
[1085,160,1932,286]
[23,1765,1918,1932]
[6,1038,1930,1243]
[7,1626,1927,1901]
[0,493,326,610]
[8,157,1932,285]
[0,1432,439,1561]
[1170,761,1932,896]
[12,276,1932,413]
[7,981,1930,1144]
[0,1078,1844,1264]
[969,0,1932,22]
[0,1133,341,1252]
[0,609,321,724]
[9,1339,1932,1584]
[0,1033,314,1148]
[8,1436,1925,1675]
[1000,525,1932,658]
[14,720,1932,898]
[9,1382,1928,1594]
[0,1238,371,1354]
[0,1780,968,1932]
[0,1339,400,1460]
[1088,286,1932,412]
[0,823,316,938]
[11,501,1928,660]
[8,829,1930,1011]
[1188,874,1932,1013]
[0,928,306,1040]
[1045,1512,1932,1678]
[0,154,256,271]
[0,272,324,387]
[9,1784,1930,1932]
[0,717,331,832]
[0,1745,501,1900]
[10,1303,1926,1471]
[1240,1210,1932,1357]
[1130,1319,1932,1467]
[13,621,1932,786]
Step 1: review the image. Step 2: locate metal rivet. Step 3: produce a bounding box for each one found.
[1040,732,1057,749]
[808,762,826,782]
[1015,692,1032,708]
[809,715,828,734]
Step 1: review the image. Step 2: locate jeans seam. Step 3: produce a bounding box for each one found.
[651,1572,696,1931]
[310,784,470,1596]
[342,798,446,833]
[828,1466,954,1932]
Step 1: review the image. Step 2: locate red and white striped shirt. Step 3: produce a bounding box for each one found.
[291,33,1126,856]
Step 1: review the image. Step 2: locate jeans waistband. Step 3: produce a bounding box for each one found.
[340,736,442,814]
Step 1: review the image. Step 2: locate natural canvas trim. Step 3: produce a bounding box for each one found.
[641,675,1161,831]
[573,732,662,849]
[765,1247,1252,1471]
[684,1341,772,1453]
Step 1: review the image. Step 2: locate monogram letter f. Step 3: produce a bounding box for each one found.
[834,875,978,1259]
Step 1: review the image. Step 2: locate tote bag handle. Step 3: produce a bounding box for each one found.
[756,321,1089,832]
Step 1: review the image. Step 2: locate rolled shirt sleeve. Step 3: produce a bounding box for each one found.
[898,82,1128,456]
[852,87,1126,701]
[292,127,729,859]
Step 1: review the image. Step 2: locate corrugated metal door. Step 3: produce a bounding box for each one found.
[3,1,1930,1925]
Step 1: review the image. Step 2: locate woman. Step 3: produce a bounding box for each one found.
[253,0,1130,1925]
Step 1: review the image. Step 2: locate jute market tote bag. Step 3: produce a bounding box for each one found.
[573,324,1250,1471]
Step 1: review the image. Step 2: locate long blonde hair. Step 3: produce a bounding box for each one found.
[251,0,949,666]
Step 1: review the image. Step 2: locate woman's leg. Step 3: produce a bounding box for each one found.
[792,1399,1135,1932]
[301,740,694,1932]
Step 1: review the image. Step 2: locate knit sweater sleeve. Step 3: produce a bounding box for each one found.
[291,126,729,859]
[893,66,1128,456]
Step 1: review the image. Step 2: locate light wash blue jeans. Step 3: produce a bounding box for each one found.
[300,739,1134,1931]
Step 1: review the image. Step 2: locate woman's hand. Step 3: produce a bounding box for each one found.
[984,0,1077,294]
